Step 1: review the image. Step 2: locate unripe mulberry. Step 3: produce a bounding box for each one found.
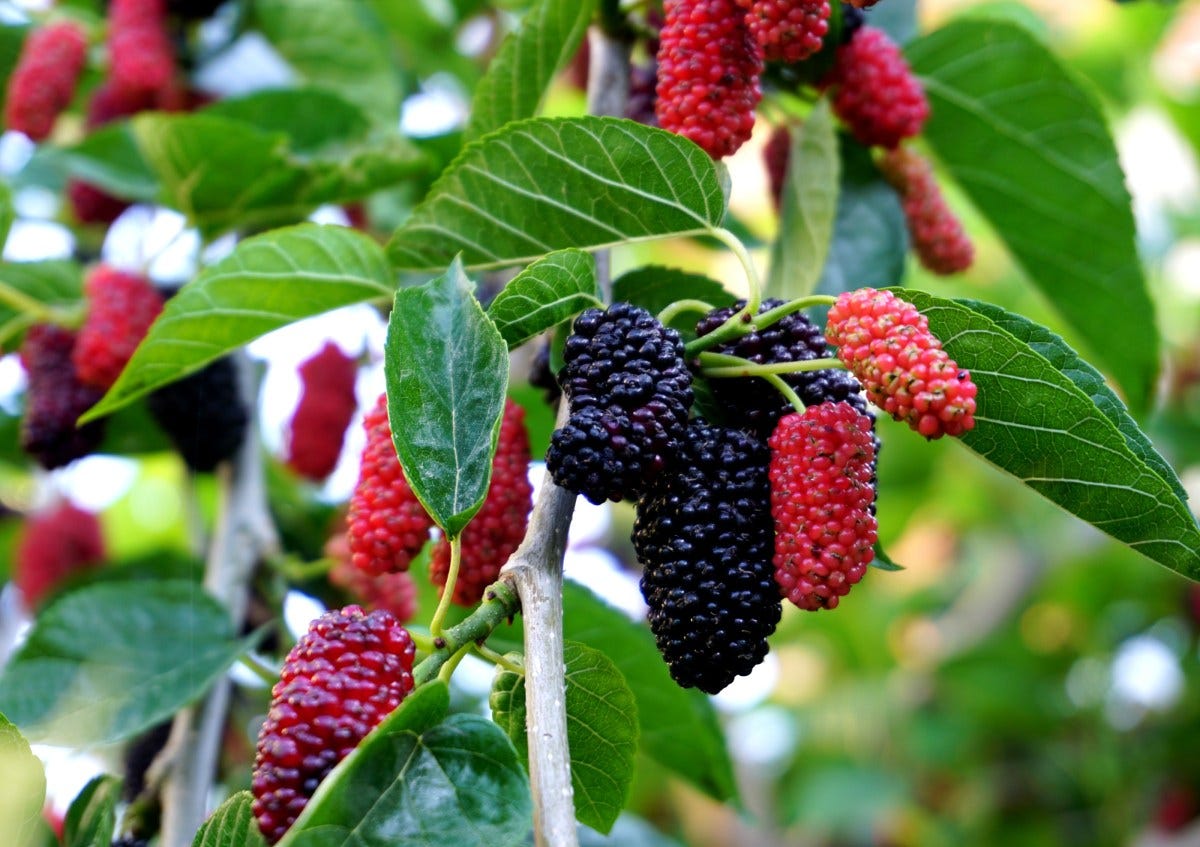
[285,342,358,482]
[108,0,176,98]
[695,299,869,438]
[736,0,829,63]
[546,303,693,504]
[431,398,532,606]
[878,146,973,275]
[655,0,763,159]
[251,605,415,843]
[823,26,928,149]
[4,22,88,141]
[635,419,781,693]
[346,394,433,575]
[146,356,248,471]
[20,325,107,470]
[769,403,876,611]
[826,287,977,438]
[15,501,105,609]
[73,266,163,390]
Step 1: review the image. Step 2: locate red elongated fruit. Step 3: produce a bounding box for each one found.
[108,0,175,98]
[736,0,830,63]
[285,342,358,481]
[878,146,974,275]
[19,325,107,469]
[15,501,105,609]
[822,25,927,149]
[769,402,876,611]
[73,266,163,390]
[431,398,532,605]
[251,605,415,843]
[68,180,131,226]
[825,287,977,438]
[346,394,433,575]
[763,124,791,210]
[4,22,88,141]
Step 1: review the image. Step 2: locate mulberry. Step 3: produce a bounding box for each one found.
[546,303,693,504]
[329,551,418,623]
[763,124,791,211]
[656,0,763,159]
[19,325,107,470]
[431,398,532,605]
[346,394,433,575]
[251,605,415,843]
[823,26,928,149]
[73,266,163,390]
[625,58,659,127]
[68,180,131,226]
[14,501,105,609]
[825,287,977,438]
[4,22,88,142]
[736,0,830,63]
[108,0,176,98]
[285,342,358,482]
[146,356,248,471]
[878,146,973,275]
[769,402,877,611]
[635,419,780,693]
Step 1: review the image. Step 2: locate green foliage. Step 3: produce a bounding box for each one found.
[0,259,82,351]
[0,713,45,847]
[63,776,120,847]
[487,249,602,348]
[192,793,267,847]
[63,125,159,203]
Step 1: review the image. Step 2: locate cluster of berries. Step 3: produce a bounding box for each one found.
[545,290,975,693]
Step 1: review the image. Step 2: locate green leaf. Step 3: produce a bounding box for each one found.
[898,289,1200,578]
[388,117,728,271]
[0,180,13,250]
[0,260,83,351]
[278,682,532,847]
[64,775,120,847]
[487,249,600,349]
[491,642,638,834]
[62,124,159,202]
[907,19,1159,413]
[255,0,402,123]
[561,582,737,803]
[85,224,391,421]
[871,544,905,572]
[192,792,268,847]
[464,0,596,142]
[385,258,510,536]
[766,100,839,300]
[0,712,46,847]
[0,580,256,745]
[0,24,29,117]
[203,88,372,154]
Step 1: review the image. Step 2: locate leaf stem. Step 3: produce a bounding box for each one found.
[438,643,471,683]
[412,580,521,686]
[699,352,845,378]
[237,652,280,687]
[430,536,462,638]
[683,293,837,357]
[656,298,715,326]
[707,226,763,314]
[474,642,524,675]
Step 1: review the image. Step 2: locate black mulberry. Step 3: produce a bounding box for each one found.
[19,325,107,469]
[147,356,248,472]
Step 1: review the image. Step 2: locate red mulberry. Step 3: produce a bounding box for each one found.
[431,398,532,606]
[763,124,791,210]
[655,0,763,159]
[825,287,977,438]
[285,342,358,482]
[19,325,107,469]
[346,394,433,575]
[329,546,418,623]
[4,22,88,141]
[769,402,876,611]
[736,0,829,63]
[108,0,176,98]
[72,266,163,390]
[878,146,973,275]
[15,501,106,609]
[822,25,928,149]
[251,605,415,843]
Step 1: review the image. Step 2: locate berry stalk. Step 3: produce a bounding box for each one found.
[413,580,522,685]
[429,536,462,637]
[698,351,845,377]
[656,298,717,326]
[684,292,836,356]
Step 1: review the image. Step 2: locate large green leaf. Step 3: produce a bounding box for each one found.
[85,224,391,420]
[766,100,839,300]
[62,124,159,203]
[561,582,737,803]
[203,88,371,154]
[388,117,728,271]
[385,258,510,537]
[0,581,257,745]
[278,682,532,847]
[487,249,601,349]
[908,20,1159,413]
[64,776,120,847]
[464,0,596,142]
[0,713,45,847]
[192,792,267,847]
[899,290,1199,577]
[491,642,638,834]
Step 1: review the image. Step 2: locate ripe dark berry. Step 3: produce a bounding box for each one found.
[285,342,358,482]
[167,0,227,20]
[769,403,877,611]
[655,0,763,159]
[763,124,791,210]
[695,299,869,438]
[839,3,864,42]
[108,0,176,98]
[73,266,163,390]
[68,180,131,226]
[15,501,105,609]
[635,419,781,694]
[4,22,88,142]
[111,838,150,847]
[346,393,433,575]
[546,303,693,504]
[822,26,928,149]
[826,288,977,438]
[251,605,416,844]
[625,58,659,127]
[146,355,248,471]
[19,325,107,470]
[431,398,532,605]
[736,0,830,63]
[878,146,974,275]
